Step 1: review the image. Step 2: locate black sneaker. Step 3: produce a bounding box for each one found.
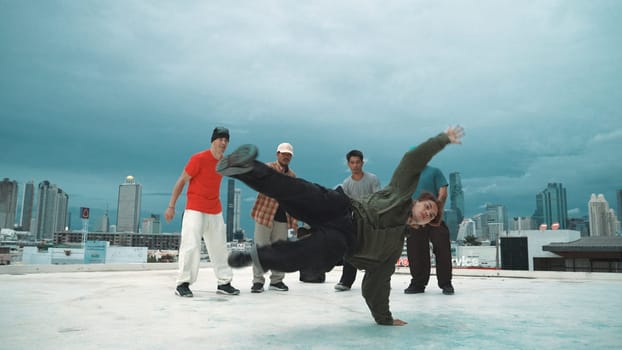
[217,283,240,295]
[175,282,193,297]
[334,282,351,292]
[442,284,455,295]
[216,144,258,176]
[251,282,264,293]
[228,251,253,268]
[269,282,289,291]
[404,283,425,294]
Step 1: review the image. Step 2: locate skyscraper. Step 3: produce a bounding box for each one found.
[151,214,161,234]
[234,188,241,233]
[616,189,622,221]
[226,179,235,242]
[456,218,476,241]
[444,208,459,241]
[449,172,464,223]
[116,176,142,233]
[472,212,489,239]
[535,183,568,229]
[588,194,616,236]
[20,181,35,231]
[34,181,69,240]
[0,178,18,229]
[511,216,533,231]
[486,204,506,242]
[141,214,161,234]
[100,207,110,232]
[532,192,544,227]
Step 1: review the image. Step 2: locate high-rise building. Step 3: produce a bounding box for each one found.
[226,179,235,242]
[116,176,142,233]
[616,189,622,221]
[100,208,110,232]
[472,212,488,239]
[568,217,589,237]
[142,214,161,234]
[532,192,545,227]
[234,188,241,233]
[0,178,19,229]
[511,216,533,231]
[456,218,476,241]
[449,172,464,223]
[486,204,507,242]
[20,181,35,231]
[535,183,568,229]
[444,208,459,241]
[233,187,244,241]
[588,193,615,236]
[142,217,153,234]
[34,181,69,240]
[607,210,619,236]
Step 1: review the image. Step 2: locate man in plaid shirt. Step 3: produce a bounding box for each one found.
[249,142,298,293]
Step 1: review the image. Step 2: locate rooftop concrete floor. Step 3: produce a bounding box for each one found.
[1,264,620,350]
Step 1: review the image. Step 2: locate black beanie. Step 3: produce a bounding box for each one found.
[211,127,230,142]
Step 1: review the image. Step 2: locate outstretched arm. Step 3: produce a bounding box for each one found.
[388,125,465,194]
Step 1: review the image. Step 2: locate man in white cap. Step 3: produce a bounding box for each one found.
[249,142,298,293]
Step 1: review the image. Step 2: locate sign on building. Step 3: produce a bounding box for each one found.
[84,240,107,264]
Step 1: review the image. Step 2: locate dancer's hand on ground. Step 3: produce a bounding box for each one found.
[393,319,408,326]
[445,125,465,144]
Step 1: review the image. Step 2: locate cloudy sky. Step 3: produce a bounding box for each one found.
[1,0,621,234]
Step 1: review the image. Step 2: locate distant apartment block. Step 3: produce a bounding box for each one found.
[54,231,180,250]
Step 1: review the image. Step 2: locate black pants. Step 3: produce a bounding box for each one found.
[234,161,355,273]
[338,260,358,287]
[406,221,452,289]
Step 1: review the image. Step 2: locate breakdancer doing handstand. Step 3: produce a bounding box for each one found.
[218,125,464,326]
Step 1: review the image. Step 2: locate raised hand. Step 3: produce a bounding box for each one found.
[445,125,465,144]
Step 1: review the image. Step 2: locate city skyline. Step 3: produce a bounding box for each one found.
[1,174,619,236]
[1,2,621,234]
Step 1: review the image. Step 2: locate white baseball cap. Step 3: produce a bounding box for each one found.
[277,142,294,155]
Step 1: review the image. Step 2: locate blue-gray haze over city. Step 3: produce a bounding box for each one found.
[1,1,621,234]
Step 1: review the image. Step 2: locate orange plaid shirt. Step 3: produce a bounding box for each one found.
[250,161,298,229]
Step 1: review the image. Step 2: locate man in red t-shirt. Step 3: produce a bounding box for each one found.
[165,127,240,297]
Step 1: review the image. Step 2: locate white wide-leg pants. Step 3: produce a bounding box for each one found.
[176,209,233,286]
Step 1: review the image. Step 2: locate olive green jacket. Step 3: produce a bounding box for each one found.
[347,133,451,325]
